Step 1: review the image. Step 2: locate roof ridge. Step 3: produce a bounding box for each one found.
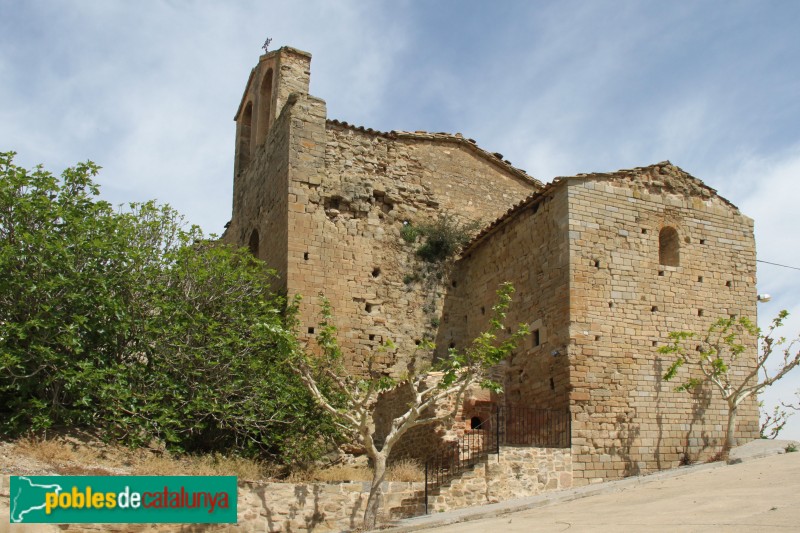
[326,119,543,187]
[462,161,741,256]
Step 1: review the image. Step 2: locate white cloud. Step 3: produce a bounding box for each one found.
[2,0,800,440]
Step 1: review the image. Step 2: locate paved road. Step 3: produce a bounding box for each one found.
[422,452,800,532]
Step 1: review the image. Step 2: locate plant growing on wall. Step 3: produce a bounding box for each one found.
[400,213,482,342]
[291,282,528,529]
[414,213,481,263]
[660,311,800,459]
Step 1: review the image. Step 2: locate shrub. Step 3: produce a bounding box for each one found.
[0,151,337,465]
[400,222,419,243]
[415,214,481,262]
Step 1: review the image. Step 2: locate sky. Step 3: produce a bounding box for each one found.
[2,0,799,439]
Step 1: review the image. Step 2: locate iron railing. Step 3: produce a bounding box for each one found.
[499,406,571,448]
[423,406,571,514]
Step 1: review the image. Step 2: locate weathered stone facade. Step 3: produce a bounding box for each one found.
[222,46,760,484]
[441,166,759,485]
[224,47,540,373]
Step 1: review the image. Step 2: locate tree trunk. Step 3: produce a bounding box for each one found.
[722,402,738,460]
[363,452,388,530]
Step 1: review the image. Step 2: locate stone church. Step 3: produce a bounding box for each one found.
[222,46,759,486]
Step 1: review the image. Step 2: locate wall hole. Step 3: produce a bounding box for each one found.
[451,280,457,288]
[698,309,704,317]
[307,327,315,334]
[726,280,733,288]
[549,377,555,391]
[608,302,614,308]
[641,228,648,234]
[699,239,706,244]
[470,417,484,430]
[415,339,421,346]
[533,329,541,346]
[593,259,600,268]
[658,270,665,277]
[303,252,309,261]
[449,342,456,349]
[698,276,704,282]
[652,341,658,347]
[651,306,658,312]
[365,303,373,313]
[372,267,381,278]
[594,335,601,341]
[480,306,485,315]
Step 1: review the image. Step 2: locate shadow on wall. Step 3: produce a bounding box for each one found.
[654,354,713,469]
[610,411,641,477]
[683,382,713,464]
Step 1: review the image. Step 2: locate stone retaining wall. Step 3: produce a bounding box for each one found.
[427,446,572,512]
[1,446,570,531]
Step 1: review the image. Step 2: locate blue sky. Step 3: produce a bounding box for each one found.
[2,1,800,439]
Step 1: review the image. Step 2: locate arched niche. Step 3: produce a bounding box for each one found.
[248,228,260,258]
[256,69,274,146]
[659,226,680,267]
[237,101,254,173]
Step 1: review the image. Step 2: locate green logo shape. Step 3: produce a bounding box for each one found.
[10,476,237,524]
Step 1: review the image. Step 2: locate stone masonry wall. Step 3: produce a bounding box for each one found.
[426,446,572,512]
[223,100,291,289]
[565,164,759,485]
[0,474,422,532]
[285,119,539,374]
[439,184,572,415]
[233,47,311,178]
[2,449,569,531]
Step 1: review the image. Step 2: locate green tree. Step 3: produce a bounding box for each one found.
[0,151,335,463]
[661,312,800,459]
[292,282,528,529]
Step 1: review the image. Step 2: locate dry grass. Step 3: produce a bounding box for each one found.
[133,453,277,481]
[16,437,78,464]
[387,459,423,482]
[287,459,423,483]
[12,435,276,481]
[10,433,424,483]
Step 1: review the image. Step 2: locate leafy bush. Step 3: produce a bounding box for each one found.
[0,151,336,464]
[415,214,481,262]
[400,222,419,243]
